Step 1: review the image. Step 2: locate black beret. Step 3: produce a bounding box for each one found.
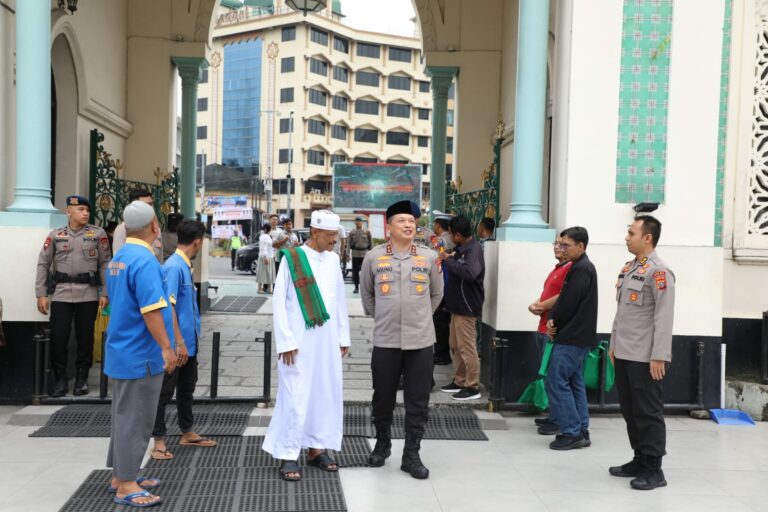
[386,200,421,220]
[66,195,91,209]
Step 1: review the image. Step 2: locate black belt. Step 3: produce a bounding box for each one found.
[53,272,96,285]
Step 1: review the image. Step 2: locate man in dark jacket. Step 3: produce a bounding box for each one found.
[439,215,485,401]
[545,226,598,450]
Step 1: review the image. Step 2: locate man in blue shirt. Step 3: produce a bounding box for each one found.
[151,219,217,460]
[105,200,178,508]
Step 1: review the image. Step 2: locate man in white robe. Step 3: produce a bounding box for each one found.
[263,210,351,481]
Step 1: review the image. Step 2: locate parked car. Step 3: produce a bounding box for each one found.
[235,243,259,274]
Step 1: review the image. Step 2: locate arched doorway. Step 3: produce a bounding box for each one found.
[50,34,79,209]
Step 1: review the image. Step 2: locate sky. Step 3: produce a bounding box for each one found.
[338,0,417,37]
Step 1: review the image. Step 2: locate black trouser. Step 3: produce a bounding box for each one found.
[50,300,98,376]
[351,256,364,287]
[231,249,237,269]
[371,346,432,438]
[615,358,666,457]
[432,300,451,361]
[152,356,199,437]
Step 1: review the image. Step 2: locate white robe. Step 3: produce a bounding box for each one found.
[262,245,351,460]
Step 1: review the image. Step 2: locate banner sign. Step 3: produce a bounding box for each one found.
[332,163,422,212]
[213,207,252,221]
[206,196,249,209]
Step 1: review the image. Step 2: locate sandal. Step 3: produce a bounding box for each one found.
[279,459,302,481]
[307,451,338,472]
[150,448,174,460]
[113,490,162,508]
[179,436,217,447]
[108,477,161,492]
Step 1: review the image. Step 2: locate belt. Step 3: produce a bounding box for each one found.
[53,272,95,285]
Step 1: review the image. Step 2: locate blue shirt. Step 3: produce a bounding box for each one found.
[105,238,173,379]
[164,249,200,356]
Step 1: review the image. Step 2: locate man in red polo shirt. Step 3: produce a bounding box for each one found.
[528,236,572,435]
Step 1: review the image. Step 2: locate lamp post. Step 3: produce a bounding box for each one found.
[286,110,294,220]
[285,0,327,16]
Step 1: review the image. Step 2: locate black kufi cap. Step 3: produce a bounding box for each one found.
[386,200,421,220]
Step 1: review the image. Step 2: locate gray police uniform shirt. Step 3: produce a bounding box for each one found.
[360,242,443,350]
[113,222,163,262]
[610,251,675,363]
[347,228,372,258]
[35,224,111,302]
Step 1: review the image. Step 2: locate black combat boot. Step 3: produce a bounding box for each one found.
[367,428,392,467]
[51,373,67,398]
[630,455,667,490]
[609,450,643,477]
[73,368,89,396]
[400,434,429,479]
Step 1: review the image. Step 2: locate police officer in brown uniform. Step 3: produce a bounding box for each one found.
[347,216,372,294]
[609,215,675,490]
[36,195,111,397]
[360,200,443,479]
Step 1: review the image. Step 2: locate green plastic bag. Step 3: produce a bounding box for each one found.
[583,341,615,392]
[518,341,554,411]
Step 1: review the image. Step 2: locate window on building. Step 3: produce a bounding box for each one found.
[196,153,207,169]
[446,163,453,176]
[354,128,378,144]
[388,75,411,91]
[331,124,347,140]
[280,87,294,103]
[386,158,409,164]
[334,36,349,53]
[197,97,208,112]
[387,102,410,118]
[310,57,328,76]
[354,156,378,163]
[355,99,379,115]
[331,153,346,165]
[332,95,348,112]
[332,66,349,83]
[308,118,326,136]
[279,148,293,163]
[386,131,409,146]
[200,68,209,84]
[418,80,430,93]
[279,118,292,133]
[422,163,429,176]
[307,149,325,166]
[418,108,429,120]
[273,178,295,194]
[308,88,327,106]
[311,27,329,46]
[417,136,429,148]
[197,126,207,140]
[281,57,295,73]
[447,109,454,126]
[282,25,296,41]
[222,39,262,169]
[388,46,412,63]
[356,70,380,87]
[357,42,381,58]
[447,136,454,153]
[448,84,455,99]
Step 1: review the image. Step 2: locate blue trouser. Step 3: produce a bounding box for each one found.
[545,344,590,437]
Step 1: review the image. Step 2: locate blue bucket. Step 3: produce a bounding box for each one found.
[709,409,756,426]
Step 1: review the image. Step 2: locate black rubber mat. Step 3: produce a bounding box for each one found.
[58,466,346,512]
[210,295,266,313]
[343,405,488,441]
[144,435,371,469]
[31,403,253,438]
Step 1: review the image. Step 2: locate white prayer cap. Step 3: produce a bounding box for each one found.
[310,210,340,231]
[123,200,156,230]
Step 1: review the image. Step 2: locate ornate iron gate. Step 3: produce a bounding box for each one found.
[88,129,179,230]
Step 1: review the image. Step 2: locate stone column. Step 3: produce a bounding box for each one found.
[497,0,555,241]
[6,0,57,214]
[173,57,208,218]
[426,66,457,219]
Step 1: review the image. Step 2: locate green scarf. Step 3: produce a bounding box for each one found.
[280,247,330,329]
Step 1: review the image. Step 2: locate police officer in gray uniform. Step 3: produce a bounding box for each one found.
[609,215,675,490]
[360,200,443,479]
[36,195,111,397]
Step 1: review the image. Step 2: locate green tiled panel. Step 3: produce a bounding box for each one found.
[714,0,733,246]
[615,0,674,204]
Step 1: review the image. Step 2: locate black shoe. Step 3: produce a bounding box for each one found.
[400,435,429,479]
[537,423,559,436]
[534,417,553,427]
[440,380,462,393]
[50,376,67,398]
[73,369,89,396]
[433,357,452,366]
[353,286,359,294]
[549,434,589,451]
[451,387,481,401]
[367,429,392,467]
[630,456,667,490]
[610,452,642,477]
[582,429,592,447]
[397,375,404,391]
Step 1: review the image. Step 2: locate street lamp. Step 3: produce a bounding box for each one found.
[58,0,78,14]
[285,0,327,16]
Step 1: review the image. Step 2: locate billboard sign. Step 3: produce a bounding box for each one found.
[213,207,253,221]
[205,195,249,209]
[332,163,421,212]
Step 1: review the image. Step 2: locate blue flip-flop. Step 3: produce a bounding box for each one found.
[108,477,161,493]
[113,490,162,508]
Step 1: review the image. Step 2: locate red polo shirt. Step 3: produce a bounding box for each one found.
[537,261,572,333]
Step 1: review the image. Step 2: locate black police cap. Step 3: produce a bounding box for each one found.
[66,195,91,209]
[385,200,421,220]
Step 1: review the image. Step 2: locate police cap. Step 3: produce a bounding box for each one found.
[386,200,421,220]
[66,195,91,210]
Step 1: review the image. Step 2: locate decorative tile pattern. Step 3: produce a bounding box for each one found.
[714,0,733,246]
[615,0,674,204]
[747,4,768,236]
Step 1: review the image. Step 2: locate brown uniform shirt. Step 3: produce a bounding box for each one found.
[35,224,111,302]
[347,228,372,258]
[360,242,443,350]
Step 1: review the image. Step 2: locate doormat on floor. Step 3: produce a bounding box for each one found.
[58,466,347,512]
[210,295,267,313]
[30,403,253,438]
[343,405,488,441]
[144,435,372,469]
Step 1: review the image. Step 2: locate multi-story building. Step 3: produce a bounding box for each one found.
[196,0,454,227]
